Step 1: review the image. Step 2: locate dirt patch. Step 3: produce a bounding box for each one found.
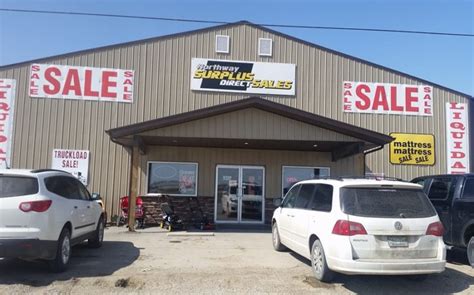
[115,278,130,288]
[301,276,335,289]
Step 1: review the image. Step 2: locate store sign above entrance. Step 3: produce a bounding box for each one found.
[29,64,134,103]
[389,133,435,166]
[190,58,296,96]
[343,82,433,116]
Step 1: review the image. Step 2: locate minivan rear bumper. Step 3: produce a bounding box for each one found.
[327,257,446,275]
[0,239,57,260]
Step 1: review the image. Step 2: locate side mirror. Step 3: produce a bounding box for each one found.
[273,197,283,207]
[91,193,101,200]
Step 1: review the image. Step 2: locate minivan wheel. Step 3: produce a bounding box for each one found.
[311,239,334,282]
[272,222,286,251]
[88,217,105,248]
[49,228,71,273]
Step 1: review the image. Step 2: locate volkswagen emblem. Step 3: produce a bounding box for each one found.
[394,221,403,231]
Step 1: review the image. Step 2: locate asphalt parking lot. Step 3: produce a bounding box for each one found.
[0,226,473,294]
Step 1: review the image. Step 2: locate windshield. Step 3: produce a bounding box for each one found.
[0,176,39,198]
[340,187,436,218]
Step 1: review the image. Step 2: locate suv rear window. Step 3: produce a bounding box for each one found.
[340,187,436,218]
[0,176,39,198]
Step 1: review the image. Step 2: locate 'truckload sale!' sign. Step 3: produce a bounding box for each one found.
[190,58,296,96]
[52,149,90,185]
[343,82,433,116]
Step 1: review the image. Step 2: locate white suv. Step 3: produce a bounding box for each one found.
[0,169,105,272]
[271,178,446,282]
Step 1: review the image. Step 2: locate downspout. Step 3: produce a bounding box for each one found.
[362,145,384,176]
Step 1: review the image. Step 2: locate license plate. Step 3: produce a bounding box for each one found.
[387,236,408,248]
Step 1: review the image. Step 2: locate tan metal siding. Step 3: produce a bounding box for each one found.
[141,108,360,142]
[139,146,363,198]
[0,23,469,218]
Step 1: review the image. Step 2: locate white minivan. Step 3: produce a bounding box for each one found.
[271,178,446,282]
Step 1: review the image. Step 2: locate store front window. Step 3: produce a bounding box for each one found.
[282,166,330,195]
[147,162,198,196]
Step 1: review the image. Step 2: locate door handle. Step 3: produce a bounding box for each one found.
[74,206,78,209]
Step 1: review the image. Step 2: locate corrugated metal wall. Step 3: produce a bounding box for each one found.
[0,23,469,218]
[139,146,364,198]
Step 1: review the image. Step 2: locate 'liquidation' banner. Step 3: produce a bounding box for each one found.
[0,79,16,169]
[190,58,295,96]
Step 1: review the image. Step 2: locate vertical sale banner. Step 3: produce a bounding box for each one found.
[0,79,16,169]
[446,102,470,174]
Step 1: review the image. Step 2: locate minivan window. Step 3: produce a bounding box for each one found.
[340,187,436,218]
[45,176,82,200]
[462,179,474,199]
[0,176,38,198]
[294,184,315,209]
[427,178,455,200]
[282,185,300,208]
[308,184,333,212]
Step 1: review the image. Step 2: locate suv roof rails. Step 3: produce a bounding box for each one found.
[333,176,406,182]
[31,169,71,174]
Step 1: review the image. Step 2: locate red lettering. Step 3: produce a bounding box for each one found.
[30,88,38,95]
[390,86,403,111]
[62,69,82,96]
[0,91,6,99]
[452,111,462,120]
[101,71,117,98]
[344,105,351,111]
[123,85,133,93]
[84,70,99,97]
[449,102,464,110]
[423,86,431,93]
[123,79,133,85]
[30,73,40,79]
[451,161,466,169]
[343,97,350,103]
[0,102,9,111]
[372,86,389,111]
[405,87,418,112]
[451,152,465,159]
[423,94,431,100]
[453,141,463,149]
[451,132,465,139]
[0,148,5,155]
[343,90,352,96]
[31,65,40,72]
[124,71,134,78]
[0,135,6,143]
[43,67,61,95]
[123,93,132,101]
[355,84,371,110]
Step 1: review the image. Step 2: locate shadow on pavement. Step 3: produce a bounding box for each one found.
[0,241,140,287]
[447,248,470,266]
[289,251,474,294]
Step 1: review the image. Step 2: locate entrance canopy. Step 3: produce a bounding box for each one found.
[106,97,393,161]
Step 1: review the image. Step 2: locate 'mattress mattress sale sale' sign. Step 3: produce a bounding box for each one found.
[343,82,433,116]
[0,79,16,169]
[389,133,435,166]
[29,64,134,103]
[446,102,470,174]
[191,58,296,96]
[52,149,90,185]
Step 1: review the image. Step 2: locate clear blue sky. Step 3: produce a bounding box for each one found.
[0,0,473,96]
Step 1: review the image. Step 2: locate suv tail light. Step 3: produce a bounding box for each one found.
[19,200,52,212]
[332,220,367,236]
[426,221,444,237]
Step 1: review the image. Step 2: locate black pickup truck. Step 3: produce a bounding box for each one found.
[411,174,474,250]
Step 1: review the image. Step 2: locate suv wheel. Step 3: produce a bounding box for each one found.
[49,227,71,272]
[272,222,286,251]
[311,239,334,282]
[88,217,105,248]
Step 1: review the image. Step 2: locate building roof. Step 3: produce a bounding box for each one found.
[0,20,472,99]
[106,96,394,148]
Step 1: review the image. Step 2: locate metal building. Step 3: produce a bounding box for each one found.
[0,21,472,225]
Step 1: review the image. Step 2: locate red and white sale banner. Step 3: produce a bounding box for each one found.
[446,102,470,174]
[343,81,433,116]
[0,79,16,169]
[29,64,134,103]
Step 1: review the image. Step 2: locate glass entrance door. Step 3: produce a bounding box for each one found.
[215,165,265,223]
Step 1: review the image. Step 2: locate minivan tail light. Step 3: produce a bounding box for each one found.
[426,221,444,237]
[19,200,52,212]
[332,220,367,236]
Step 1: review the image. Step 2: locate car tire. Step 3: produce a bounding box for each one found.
[88,217,105,248]
[311,239,334,282]
[48,227,71,273]
[272,222,286,251]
